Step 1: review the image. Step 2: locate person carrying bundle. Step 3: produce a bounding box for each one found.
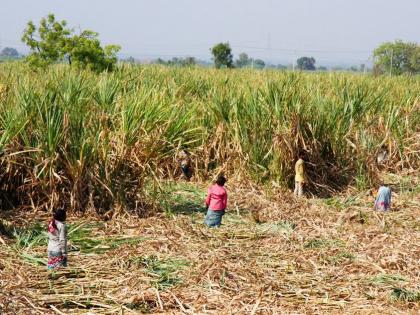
[204,175,227,227]
[294,152,306,197]
[374,184,392,211]
[177,149,192,181]
[47,208,68,269]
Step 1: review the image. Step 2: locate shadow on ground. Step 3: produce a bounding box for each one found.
[169,200,207,215]
[157,181,208,216]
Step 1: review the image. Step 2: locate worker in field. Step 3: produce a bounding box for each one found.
[377,145,389,165]
[47,208,68,269]
[177,149,192,181]
[374,183,392,211]
[294,152,306,197]
[204,175,228,227]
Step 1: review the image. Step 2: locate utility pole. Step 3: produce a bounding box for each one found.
[389,49,393,76]
[292,52,295,71]
[267,32,272,68]
[292,50,296,72]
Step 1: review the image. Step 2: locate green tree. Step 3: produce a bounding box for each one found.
[235,52,250,68]
[211,42,233,69]
[155,58,166,65]
[182,57,197,66]
[67,30,120,72]
[296,56,316,70]
[373,40,420,75]
[21,14,71,67]
[21,13,120,72]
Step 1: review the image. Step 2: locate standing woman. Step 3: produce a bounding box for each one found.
[47,208,68,269]
[204,175,227,227]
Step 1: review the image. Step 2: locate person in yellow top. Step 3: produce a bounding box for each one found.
[294,153,306,197]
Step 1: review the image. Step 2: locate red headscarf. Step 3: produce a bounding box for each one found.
[48,219,57,233]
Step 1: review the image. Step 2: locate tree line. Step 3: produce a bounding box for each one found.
[2,13,419,75]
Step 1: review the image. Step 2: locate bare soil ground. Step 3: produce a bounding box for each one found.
[1,178,419,314]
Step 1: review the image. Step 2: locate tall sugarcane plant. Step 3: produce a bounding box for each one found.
[0,63,418,212]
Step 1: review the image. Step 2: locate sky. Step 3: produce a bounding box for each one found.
[1,0,419,66]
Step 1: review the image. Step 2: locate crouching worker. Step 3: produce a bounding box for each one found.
[204,175,227,228]
[47,208,68,269]
[374,184,391,211]
[294,152,306,197]
[177,149,192,181]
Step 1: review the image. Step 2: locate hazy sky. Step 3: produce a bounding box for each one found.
[1,0,419,65]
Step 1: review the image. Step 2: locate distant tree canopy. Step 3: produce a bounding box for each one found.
[0,47,19,58]
[296,57,316,71]
[21,14,120,72]
[155,57,194,67]
[275,64,287,70]
[253,59,265,69]
[156,56,196,67]
[235,52,266,69]
[235,52,250,68]
[211,42,233,69]
[373,40,420,75]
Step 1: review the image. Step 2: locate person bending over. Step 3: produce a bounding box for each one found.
[374,184,391,211]
[177,149,192,181]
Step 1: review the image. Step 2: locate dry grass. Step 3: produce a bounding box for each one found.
[1,176,419,314]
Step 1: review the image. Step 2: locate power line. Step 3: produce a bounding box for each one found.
[231,45,371,54]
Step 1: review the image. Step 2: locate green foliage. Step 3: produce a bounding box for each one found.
[326,251,355,265]
[68,223,145,254]
[21,13,120,72]
[0,64,418,210]
[391,288,420,302]
[21,14,71,68]
[297,56,316,70]
[253,59,265,69]
[156,56,197,67]
[129,255,189,290]
[67,31,120,72]
[235,52,250,68]
[304,238,344,249]
[211,42,234,69]
[368,274,407,286]
[373,40,420,75]
[156,182,207,216]
[13,223,47,249]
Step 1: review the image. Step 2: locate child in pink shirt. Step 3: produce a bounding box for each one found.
[204,175,227,227]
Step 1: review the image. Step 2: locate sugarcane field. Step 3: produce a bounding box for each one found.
[0,3,420,315]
